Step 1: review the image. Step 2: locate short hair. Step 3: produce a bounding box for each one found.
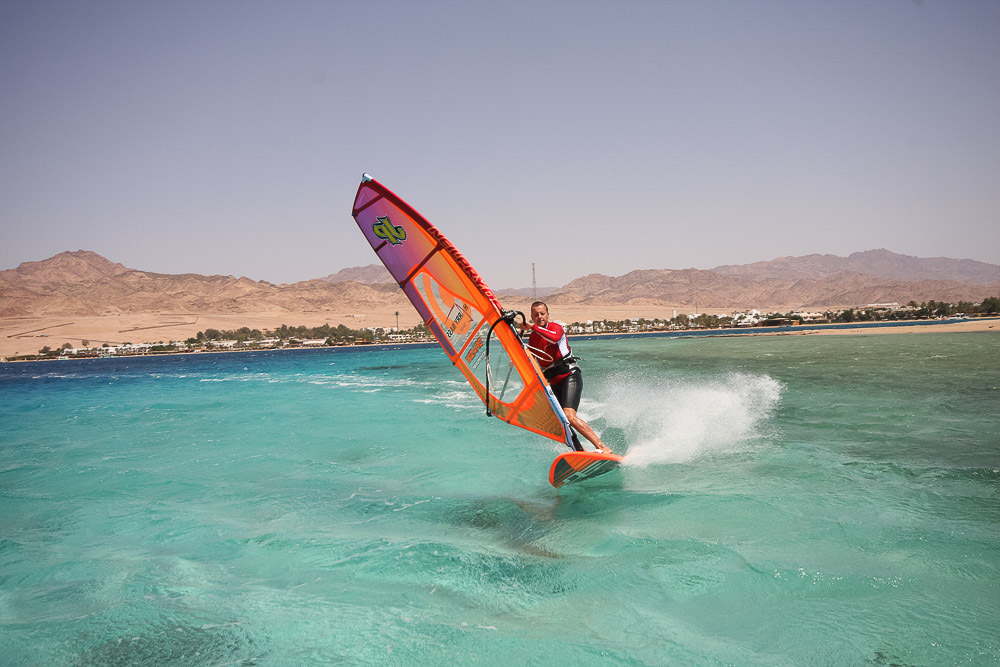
[530,301,548,311]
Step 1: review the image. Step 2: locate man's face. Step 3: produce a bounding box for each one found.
[530,304,549,327]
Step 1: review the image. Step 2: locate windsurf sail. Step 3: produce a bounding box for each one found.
[351,175,577,450]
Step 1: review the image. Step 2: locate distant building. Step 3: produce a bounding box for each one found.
[732,310,762,327]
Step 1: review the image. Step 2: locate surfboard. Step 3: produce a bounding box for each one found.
[549,451,623,488]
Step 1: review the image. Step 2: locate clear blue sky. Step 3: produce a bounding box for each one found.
[2,0,998,288]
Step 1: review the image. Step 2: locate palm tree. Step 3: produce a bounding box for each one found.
[395,311,399,330]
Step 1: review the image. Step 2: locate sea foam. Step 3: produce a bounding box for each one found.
[589,371,782,466]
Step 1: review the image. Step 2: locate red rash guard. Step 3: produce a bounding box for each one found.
[528,321,573,385]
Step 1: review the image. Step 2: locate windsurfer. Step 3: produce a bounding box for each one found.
[519,301,613,454]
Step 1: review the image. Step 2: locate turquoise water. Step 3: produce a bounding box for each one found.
[1,332,998,665]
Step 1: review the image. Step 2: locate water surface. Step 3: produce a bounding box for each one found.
[1,332,997,664]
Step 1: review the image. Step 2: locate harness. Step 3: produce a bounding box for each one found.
[542,355,580,382]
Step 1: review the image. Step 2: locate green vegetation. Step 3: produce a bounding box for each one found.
[562,296,1000,333]
[819,297,998,323]
[186,322,432,346]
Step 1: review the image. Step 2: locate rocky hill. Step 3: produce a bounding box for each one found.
[2,249,997,319]
[0,251,410,318]
[319,264,394,284]
[546,267,998,311]
[710,249,1000,284]
[543,249,999,310]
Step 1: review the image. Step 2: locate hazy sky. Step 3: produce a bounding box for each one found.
[2,0,998,288]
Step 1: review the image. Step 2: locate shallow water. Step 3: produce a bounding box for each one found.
[1,332,998,665]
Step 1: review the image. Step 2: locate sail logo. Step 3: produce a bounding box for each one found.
[444,302,472,339]
[373,216,406,245]
[465,336,484,365]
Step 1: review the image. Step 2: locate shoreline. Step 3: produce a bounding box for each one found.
[580,317,999,340]
[3,316,996,363]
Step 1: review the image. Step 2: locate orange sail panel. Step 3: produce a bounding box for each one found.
[351,176,574,448]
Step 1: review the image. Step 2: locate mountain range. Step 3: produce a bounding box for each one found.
[548,249,999,311]
[0,251,407,318]
[2,249,997,319]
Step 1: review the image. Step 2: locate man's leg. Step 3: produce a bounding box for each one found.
[563,407,613,454]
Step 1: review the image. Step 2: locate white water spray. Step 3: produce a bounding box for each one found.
[585,371,783,466]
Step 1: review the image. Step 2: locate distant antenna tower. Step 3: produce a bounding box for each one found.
[532,263,537,299]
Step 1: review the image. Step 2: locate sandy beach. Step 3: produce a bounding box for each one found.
[780,319,997,336]
[2,304,996,360]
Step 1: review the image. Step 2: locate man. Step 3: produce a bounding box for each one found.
[519,301,613,454]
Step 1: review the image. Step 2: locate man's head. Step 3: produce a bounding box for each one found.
[530,301,549,327]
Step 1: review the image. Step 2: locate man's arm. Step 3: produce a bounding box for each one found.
[530,322,564,343]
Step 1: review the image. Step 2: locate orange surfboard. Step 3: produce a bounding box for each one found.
[549,451,623,488]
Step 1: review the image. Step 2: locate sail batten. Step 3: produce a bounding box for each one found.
[351,176,575,450]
